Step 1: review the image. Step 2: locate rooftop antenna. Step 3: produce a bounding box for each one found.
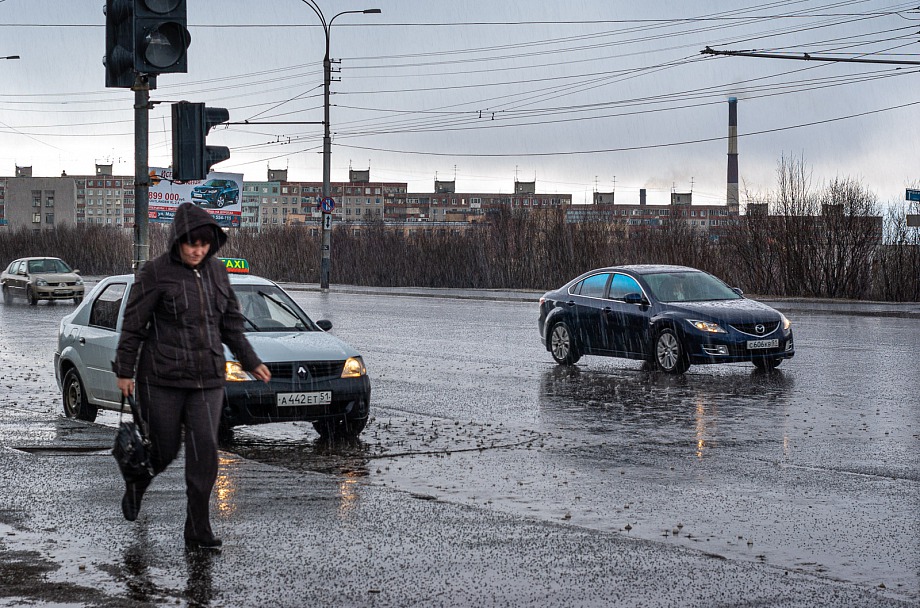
[690,176,695,193]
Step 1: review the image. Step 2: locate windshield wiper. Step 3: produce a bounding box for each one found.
[258,291,308,331]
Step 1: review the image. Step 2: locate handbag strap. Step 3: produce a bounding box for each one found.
[120,393,150,441]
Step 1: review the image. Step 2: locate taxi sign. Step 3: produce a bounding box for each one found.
[219,258,250,274]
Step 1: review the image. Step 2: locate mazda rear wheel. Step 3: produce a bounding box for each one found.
[549,321,581,365]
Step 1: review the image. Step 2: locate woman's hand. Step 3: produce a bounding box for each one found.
[250,364,271,383]
[117,377,135,397]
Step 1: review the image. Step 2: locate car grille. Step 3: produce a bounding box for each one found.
[267,361,344,380]
[729,321,780,337]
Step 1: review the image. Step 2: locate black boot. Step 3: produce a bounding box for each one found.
[121,483,145,521]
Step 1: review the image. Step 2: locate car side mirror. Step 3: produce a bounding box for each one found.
[732,287,744,296]
[316,319,333,331]
[624,292,645,305]
[73,269,81,275]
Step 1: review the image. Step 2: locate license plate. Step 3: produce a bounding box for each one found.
[277,391,331,407]
[747,339,779,350]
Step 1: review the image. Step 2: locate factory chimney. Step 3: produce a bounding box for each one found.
[726,97,739,212]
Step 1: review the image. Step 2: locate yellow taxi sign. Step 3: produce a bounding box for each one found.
[219,258,250,274]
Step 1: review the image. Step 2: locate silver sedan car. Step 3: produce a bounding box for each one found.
[54,271,371,439]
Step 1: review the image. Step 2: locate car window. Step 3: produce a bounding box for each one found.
[8,261,20,274]
[234,284,317,331]
[579,273,610,298]
[89,283,127,330]
[608,273,642,300]
[645,271,740,302]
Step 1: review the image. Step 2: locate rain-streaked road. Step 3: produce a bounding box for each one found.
[1,286,917,603]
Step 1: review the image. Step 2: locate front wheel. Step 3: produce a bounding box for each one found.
[62,368,97,422]
[654,328,689,374]
[73,296,83,305]
[549,321,581,365]
[313,416,368,440]
[752,357,782,371]
[26,287,38,306]
[2,287,11,304]
[215,195,226,208]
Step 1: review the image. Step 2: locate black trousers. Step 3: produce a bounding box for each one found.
[135,382,224,542]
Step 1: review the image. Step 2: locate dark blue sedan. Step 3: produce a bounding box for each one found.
[538,265,794,373]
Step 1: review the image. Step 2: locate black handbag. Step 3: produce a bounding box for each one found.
[112,394,153,483]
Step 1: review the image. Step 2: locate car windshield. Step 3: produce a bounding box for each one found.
[233,284,317,332]
[643,271,740,303]
[27,259,72,274]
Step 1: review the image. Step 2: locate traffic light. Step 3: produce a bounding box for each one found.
[172,102,230,181]
[134,0,190,75]
[104,0,135,88]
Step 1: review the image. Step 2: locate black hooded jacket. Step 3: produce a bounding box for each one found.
[113,203,261,389]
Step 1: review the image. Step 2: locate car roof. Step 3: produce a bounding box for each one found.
[610,264,700,275]
[580,264,700,276]
[15,256,65,262]
[100,272,275,286]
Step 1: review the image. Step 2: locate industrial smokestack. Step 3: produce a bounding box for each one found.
[639,188,647,206]
[726,97,739,209]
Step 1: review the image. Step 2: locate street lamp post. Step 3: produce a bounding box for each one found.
[301,1,380,290]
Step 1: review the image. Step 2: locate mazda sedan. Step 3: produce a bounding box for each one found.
[538,265,794,374]
[55,272,370,439]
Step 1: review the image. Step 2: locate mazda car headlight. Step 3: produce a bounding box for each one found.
[341,356,366,378]
[781,313,792,331]
[687,319,726,333]
[225,361,255,382]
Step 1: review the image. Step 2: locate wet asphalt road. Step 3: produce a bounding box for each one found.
[0,284,918,606]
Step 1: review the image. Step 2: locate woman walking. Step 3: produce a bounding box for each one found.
[113,203,270,550]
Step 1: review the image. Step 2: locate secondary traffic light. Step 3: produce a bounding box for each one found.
[172,102,230,182]
[134,0,190,75]
[104,0,135,88]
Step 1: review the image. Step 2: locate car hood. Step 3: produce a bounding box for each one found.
[33,272,79,282]
[227,330,359,363]
[664,298,782,323]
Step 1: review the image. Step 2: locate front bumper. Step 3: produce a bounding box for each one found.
[223,375,371,427]
[33,285,84,300]
[686,332,795,364]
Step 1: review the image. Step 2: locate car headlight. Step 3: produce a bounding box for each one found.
[36,278,48,286]
[781,313,792,331]
[225,361,255,382]
[75,277,84,285]
[341,356,366,378]
[687,319,726,333]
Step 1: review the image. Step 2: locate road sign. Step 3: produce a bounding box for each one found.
[320,197,335,213]
[906,189,920,202]
[323,213,332,231]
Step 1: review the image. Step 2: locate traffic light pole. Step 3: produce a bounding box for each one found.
[133,75,151,272]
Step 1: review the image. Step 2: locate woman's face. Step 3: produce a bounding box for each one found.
[179,239,210,267]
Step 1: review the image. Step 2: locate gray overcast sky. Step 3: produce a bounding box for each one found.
[1,0,918,205]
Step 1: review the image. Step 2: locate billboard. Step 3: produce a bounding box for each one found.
[148,167,243,228]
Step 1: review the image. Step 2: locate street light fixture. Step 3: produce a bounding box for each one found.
[301,1,381,290]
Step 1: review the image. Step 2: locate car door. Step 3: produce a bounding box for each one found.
[80,281,129,407]
[570,272,613,354]
[5,261,23,295]
[602,273,652,356]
